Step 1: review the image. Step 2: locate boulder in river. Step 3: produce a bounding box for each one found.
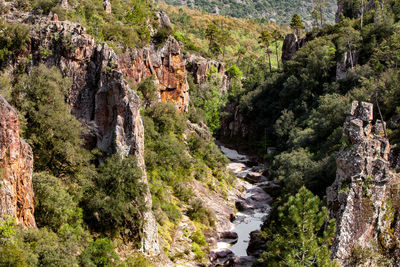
[233,256,256,267]
[219,231,239,240]
[247,230,266,257]
[245,171,268,183]
[235,199,255,212]
[209,249,235,266]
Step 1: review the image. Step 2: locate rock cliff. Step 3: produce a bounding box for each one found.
[0,96,35,227]
[281,33,307,63]
[327,101,400,265]
[186,54,229,93]
[4,12,164,255]
[118,36,189,112]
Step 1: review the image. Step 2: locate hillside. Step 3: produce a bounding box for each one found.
[2,0,400,266]
[159,2,285,70]
[162,0,338,26]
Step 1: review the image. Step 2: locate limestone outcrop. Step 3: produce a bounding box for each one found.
[220,102,249,139]
[103,0,111,14]
[0,96,35,227]
[327,101,400,265]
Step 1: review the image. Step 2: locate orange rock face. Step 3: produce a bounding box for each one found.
[0,96,35,227]
[118,37,189,112]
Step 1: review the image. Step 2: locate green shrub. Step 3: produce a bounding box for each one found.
[136,76,158,107]
[125,252,151,267]
[226,64,243,79]
[84,155,147,239]
[0,21,30,62]
[33,172,83,232]
[161,202,182,223]
[144,102,186,135]
[32,0,59,14]
[79,238,120,267]
[174,182,194,203]
[190,229,206,246]
[0,243,29,267]
[15,0,31,11]
[22,227,79,267]
[191,242,206,262]
[153,26,172,47]
[11,65,88,176]
[186,199,215,227]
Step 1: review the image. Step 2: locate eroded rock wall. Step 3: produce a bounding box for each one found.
[118,36,189,112]
[186,54,229,93]
[0,96,35,227]
[327,101,400,265]
[4,13,161,255]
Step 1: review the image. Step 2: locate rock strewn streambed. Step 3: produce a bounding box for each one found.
[209,145,275,266]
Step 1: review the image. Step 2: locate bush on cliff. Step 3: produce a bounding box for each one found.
[0,21,30,62]
[11,65,89,177]
[79,237,121,267]
[33,172,84,233]
[83,154,147,241]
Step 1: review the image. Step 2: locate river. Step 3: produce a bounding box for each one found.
[210,145,272,266]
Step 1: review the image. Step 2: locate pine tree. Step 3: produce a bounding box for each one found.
[259,29,273,72]
[255,186,337,267]
[290,14,304,36]
[337,26,361,68]
[272,30,283,69]
[205,23,221,56]
[311,0,328,26]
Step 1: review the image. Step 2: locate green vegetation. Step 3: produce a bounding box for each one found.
[163,0,337,25]
[11,65,87,176]
[290,14,305,36]
[1,64,150,265]
[141,96,232,260]
[255,187,337,266]
[0,20,30,62]
[23,0,156,49]
[5,0,400,265]
[160,2,284,69]
[83,154,147,241]
[215,0,400,264]
[79,238,121,267]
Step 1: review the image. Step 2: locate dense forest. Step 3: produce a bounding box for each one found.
[163,0,337,26]
[1,0,400,266]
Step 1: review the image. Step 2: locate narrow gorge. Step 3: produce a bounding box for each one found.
[2,0,400,266]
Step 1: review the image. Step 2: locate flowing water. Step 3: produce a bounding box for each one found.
[213,145,272,263]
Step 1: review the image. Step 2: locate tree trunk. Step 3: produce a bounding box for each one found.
[319,7,323,26]
[348,42,354,68]
[361,0,364,28]
[275,42,280,69]
[267,49,272,72]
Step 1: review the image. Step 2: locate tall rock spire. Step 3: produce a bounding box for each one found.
[0,96,36,227]
[327,101,400,265]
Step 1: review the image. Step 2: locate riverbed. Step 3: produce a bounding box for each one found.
[210,145,272,266]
